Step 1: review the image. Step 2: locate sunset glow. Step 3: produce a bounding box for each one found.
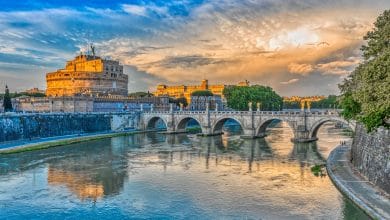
[0,0,388,95]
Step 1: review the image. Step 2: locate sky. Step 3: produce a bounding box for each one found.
[0,0,388,96]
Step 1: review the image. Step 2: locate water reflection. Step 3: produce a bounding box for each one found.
[0,122,368,219]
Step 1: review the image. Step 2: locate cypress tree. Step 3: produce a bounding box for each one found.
[3,85,13,112]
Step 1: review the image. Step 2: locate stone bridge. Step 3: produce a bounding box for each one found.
[141,108,355,143]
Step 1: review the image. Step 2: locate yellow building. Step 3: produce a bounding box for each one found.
[46,53,128,97]
[154,79,249,104]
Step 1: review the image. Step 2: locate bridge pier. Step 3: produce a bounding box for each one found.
[240,128,268,139]
[291,130,318,143]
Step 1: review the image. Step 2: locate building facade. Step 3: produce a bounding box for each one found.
[24,88,45,94]
[46,54,128,97]
[189,95,223,111]
[153,79,248,104]
[12,96,170,113]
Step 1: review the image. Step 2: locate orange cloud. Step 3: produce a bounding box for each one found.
[287,63,314,75]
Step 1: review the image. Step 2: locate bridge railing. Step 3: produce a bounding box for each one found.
[142,110,341,116]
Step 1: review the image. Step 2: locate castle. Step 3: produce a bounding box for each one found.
[10,48,171,113]
[154,79,249,104]
[46,52,128,97]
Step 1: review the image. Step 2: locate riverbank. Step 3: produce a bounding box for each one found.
[0,130,152,154]
[327,145,390,220]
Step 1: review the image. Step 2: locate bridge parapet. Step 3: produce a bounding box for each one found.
[141,110,352,142]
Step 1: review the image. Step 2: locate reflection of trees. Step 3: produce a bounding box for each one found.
[199,136,273,172]
[289,142,325,165]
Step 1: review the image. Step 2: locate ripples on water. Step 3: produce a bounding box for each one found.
[0,122,369,219]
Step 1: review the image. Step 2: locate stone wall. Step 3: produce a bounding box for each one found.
[351,124,390,193]
[0,112,140,143]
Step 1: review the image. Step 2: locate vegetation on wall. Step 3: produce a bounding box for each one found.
[223,85,283,111]
[191,90,214,96]
[169,97,188,107]
[339,10,390,132]
[128,91,154,98]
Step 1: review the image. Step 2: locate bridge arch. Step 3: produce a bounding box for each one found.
[146,116,168,130]
[176,117,203,133]
[309,118,355,139]
[256,118,295,137]
[212,117,244,135]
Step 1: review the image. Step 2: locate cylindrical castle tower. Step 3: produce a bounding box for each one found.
[46,54,128,97]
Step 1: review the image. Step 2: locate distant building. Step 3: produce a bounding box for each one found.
[189,95,223,111]
[12,96,170,113]
[25,88,45,94]
[46,53,128,97]
[154,79,249,104]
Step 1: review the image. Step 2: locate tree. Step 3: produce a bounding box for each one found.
[128,91,153,98]
[223,85,283,111]
[311,95,338,109]
[3,85,13,112]
[339,10,390,131]
[169,97,188,108]
[191,90,213,96]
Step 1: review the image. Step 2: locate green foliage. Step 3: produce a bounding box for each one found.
[339,10,390,132]
[339,93,361,120]
[283,101,300,109]
[311,95,338,109]
[283,95,339,109]
[191,90,213,96]
[128,91,153,98]
[0,92,46,98]
[223,85,283,111]
[169,97,188,107]
[3,85,13,112]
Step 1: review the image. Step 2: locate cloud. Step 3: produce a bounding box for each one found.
[121,4,147,16]
[280,78,299,85]
[288,63,314,75]
[153,55,231,69]
[316,59,359,75]
[0,0,389,95]
[257,27,320,51]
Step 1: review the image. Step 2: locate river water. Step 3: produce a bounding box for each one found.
[0,122,369,219]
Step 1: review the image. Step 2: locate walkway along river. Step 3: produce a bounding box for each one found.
[0,122,369,219]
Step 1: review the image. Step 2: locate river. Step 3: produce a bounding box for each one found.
[0,122,369,219]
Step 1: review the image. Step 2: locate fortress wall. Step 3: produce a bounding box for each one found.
[0,112,140,143]
[351,124,390,193]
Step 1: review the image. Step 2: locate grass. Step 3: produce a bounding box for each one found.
[0,130,148,155]
[186,126,202,133]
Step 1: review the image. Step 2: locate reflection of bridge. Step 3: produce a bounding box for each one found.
[141,109,355,142]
